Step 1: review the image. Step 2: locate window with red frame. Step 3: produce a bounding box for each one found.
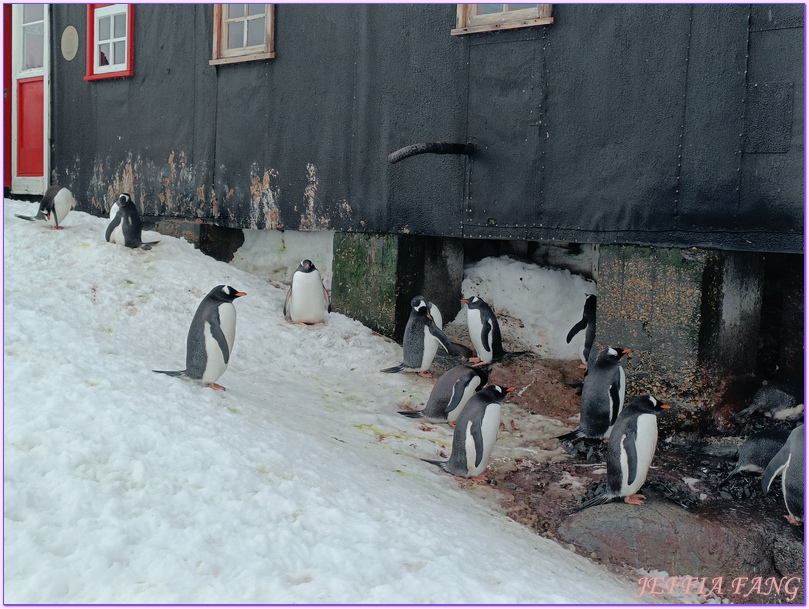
[85,4,133,81]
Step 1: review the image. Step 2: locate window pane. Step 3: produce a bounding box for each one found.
[227,4,245,19]
[114,13,126,38]
[23,5,44,24]
[113,41,125,65]
[478,4,504,15]
[248,4,265,16]
[506,3,536,10]
[23,23,44,70]
[246,17,265,47]
[227,22,244,49]
[98,43,110,66]
[99,16,111,41]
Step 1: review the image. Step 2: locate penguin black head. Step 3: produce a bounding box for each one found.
[411,296,433,318]
[631,395,671,413]
[210,285,247,302]
[460,296,485,308]
[119,193,133,206]
[604,346,630,361]
[485,384,516,401]
[299,259,316,272]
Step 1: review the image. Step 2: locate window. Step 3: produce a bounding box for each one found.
[452,4,553,35]
[84,4,134,81]
[21,4,44,71]
[210,5,275,65]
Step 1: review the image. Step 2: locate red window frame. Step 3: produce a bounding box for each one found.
[84,4,134,81]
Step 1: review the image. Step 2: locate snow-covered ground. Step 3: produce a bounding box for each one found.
[4,199,647,604]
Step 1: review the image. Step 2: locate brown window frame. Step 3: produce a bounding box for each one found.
[451,4,553,36]
[210,4,275,66]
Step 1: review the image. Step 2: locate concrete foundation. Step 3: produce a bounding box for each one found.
[331,233,464,340]
[596,246,765,407]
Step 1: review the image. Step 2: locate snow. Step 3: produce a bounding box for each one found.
[4,200,648,604]
[448,256,597,359]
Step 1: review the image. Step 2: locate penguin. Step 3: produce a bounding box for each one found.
[577,395,670,509]
[15,185,76,229]
[732,383,804,422]
[105,193,159,250]
[381,296,452,377]
[422,384,515,479]
[566,293,597,369]
[461,296,531,364]
[283,259,331,324]
[761,424,804,525]
[398,364,489,424]
[557,346,630,442]
[717,428,792,487]
[154,285,246,390]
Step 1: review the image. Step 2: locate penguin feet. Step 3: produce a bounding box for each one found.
[418,371,434,379]
[468,357,482,364]
[623,494,646,505]
[469,474,489,484]
[785,515,802,526]
[51,226,64,230]
[208,383,226,391]
[578,363,588,370]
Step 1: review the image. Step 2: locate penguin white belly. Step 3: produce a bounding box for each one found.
[200,303,237,383]
[620,414,658,496]
[50,188,76,227]
[109,222,125,245]
[618,367,626,412]
[109,203,120,219]
[420,325,440,371]
[288,272,327,323]
[466,309,490,362]
[447,375,482,423]
[464,403,501,477]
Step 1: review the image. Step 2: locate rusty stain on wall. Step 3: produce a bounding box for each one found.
[248,167,282,230]
[299,163,320,230]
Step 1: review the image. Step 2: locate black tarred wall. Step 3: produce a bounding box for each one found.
[50,4,804,253]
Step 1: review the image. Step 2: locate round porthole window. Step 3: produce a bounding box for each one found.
[61,25,79,61]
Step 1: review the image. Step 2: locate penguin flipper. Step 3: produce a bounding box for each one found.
[609,381,622,426]
[381,364,406,373]
[481,317,492,353]
[323,285,332,313]
[398,410,425,418]
[105,215,122,242]
[761,442,791,495]
[153,369,185,377]
[283,288,293,321]
[623,430,639,487]
[428,323,453,354]
[209,318,231,365]
[577,493,614,511]
[566,317,588,343]
[556,429,582,443]
[471,418,485,469]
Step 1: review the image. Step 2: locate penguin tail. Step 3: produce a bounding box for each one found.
[503,350,535,359]
[576,493,614,512]
[421,458,447,470]
[153,369,185,378]
[716,468,740,488]
[14,214,36,222]
[398,410,425,418]
[556,429,583,443]
[380,364,406,373]
[142,240,160,248]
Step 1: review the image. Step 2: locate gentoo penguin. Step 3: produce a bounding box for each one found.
[578,395,670,509]
[423,384,515,479]
[284,259,331,324]
[105,193,159,250]
[398,364,489,423]
[732,383,804,422]
[381,296,452,377]
[557,346,630,442]
[461,296,531,364]
[717,428,791,487]
[566,293,597,369]
[761,424,804,525]
[154,285,246,390]
[14,185,77,229]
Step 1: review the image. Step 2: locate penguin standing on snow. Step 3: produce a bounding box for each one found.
[461,296,531,364]
[577,395,670,509]
[284,259,331,324]
[398,364,489,424]
[557,346,630,442]
[381,296,452,377]
[105,193,159,250]
[761,424,804,525]
[566,293,597,369]
[15,185,76,229]
[423,384,515,479]
[154,285,246,390]
[717,428,791,487]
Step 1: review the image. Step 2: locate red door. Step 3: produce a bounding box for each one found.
[16,77,44,176]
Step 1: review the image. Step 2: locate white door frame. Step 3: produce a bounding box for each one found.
[11,3,50,195]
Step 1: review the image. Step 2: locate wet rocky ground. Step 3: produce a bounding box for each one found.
[428,343,804,604]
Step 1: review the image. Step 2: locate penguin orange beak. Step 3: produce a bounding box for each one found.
[505,387,516,393]
[622,348,631,354]
[426,312,433,320]
[660,404,671,409]
[235,292,246,298]
[460,299,469,304]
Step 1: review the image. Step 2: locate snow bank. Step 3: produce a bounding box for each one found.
[3,200,646,604]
